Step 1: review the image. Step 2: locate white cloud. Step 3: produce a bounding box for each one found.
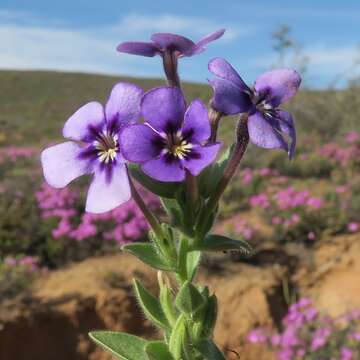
[254,45,360,87]
[0,10,251,78]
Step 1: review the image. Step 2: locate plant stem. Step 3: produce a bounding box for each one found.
[185,170,198,210]
[208,107,223,143]
[128,176,165,240]
[162,51,181,88]
[206,114,249,215]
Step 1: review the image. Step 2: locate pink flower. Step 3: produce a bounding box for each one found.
[247,329,267,344]
[347,222,359,233]
[249,193,270,209]
[4,257,17,266]
[340,347,354,360]
[307,197,324,209]
[345,131,359,144]
[307,231,316,241]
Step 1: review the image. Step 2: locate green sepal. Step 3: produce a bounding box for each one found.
[195,339,226,360]
[89,331,147,360]
[122,243,173,271]
[193,294,218,340]
[199,145,234,199]
[186,250,201,282]
[175,281,205,314]
[159,282,178,327]
[129,163,180,198]
[194,234,253,256]
[169,315,187,360]
[145,341,174,360]
[133,279,170,330]
[161,197,184,227]
[195,206,218,240]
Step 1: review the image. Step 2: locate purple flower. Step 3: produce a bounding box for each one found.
[117,29,225,58]
[120,87,221,182]
[208,58,301,158]
[41,82,144,213]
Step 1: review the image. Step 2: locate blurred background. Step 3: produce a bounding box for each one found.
[0,1,360,359]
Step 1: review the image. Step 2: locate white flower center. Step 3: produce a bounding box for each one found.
[94,132,119,163]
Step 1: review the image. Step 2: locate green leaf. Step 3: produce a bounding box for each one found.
[122,243,173,271]
[195,234,253,256]
[89,331,147,360]
[199,145,234,199]
[169,315,187,360]
[175,281,204,314]
[129,164,180,198]
[196,339,226,360]
[133,279,170,330]
[145,341,174,360]
[186,250,201,282]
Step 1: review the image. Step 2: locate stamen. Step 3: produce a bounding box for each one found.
[94,131,119,163]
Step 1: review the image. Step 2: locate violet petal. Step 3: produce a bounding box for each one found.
[248,111,288,152]
[116,41,160,57]
[86,163,130,213]
[41,142,91,188]
[120,124,163,163]
[277,110,296,158]
[254,68,301,107]
[142,155,185,182]
[182,143,221,176]
[209,78,252,115]
[141,86,186,132]
[105,82,144,131]
[63,102,105,142]
[208,57,250,91]
[182,99,211,143]
[151,33,195,53]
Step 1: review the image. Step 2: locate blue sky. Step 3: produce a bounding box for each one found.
[1,0,360,87]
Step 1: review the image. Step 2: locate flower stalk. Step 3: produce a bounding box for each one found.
[206,113,249,215]
[163,50,181,88]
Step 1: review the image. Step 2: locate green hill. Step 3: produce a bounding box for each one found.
[0,70,359,148]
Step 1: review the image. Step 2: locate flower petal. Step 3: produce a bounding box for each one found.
[248,111,288,152]
[142,155,185,182]
[63,102,105,141]
[105,82,144,132]
[116,41,160,57]
[254,68,301,106]
[182,143,221,176]
[195,29,225,49]
[86,163,131,213]
[208,58,249,91]
[277,110,296,159]
[151,33,195,54]
[141,86,186,132]
[209,78,252,115]
[120,124,162,163]
[41,142,91,188]
[182,99,211,143]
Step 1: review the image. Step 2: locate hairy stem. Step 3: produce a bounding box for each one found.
[208,107,223,143]
[162,51,181,88]
[128,176,164,240]
[206,114,249,214]
[185,170,198,210]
